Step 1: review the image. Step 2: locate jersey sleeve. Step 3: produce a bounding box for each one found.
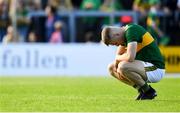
[125,28,139,43]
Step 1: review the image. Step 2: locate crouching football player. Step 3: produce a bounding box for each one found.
[101,24,165,100]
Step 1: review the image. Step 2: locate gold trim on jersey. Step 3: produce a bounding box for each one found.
[136,32,154,52]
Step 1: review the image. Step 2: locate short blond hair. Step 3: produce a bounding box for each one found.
[101,26,111,46]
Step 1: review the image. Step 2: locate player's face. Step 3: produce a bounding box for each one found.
[109,32,124,46]
[109,37,121,46]
[108,27,124,46]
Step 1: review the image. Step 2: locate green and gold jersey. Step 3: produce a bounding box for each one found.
[134,0,151,11]
[123,24,165,69]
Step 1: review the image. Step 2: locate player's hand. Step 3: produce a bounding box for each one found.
[115,55,122,63]
[115,55,119,62]
[114,60,119,70]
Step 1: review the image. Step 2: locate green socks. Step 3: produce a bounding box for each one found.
[140,83,150,93]
[134,83,150,93]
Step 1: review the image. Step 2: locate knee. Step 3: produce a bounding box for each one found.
[117,61,130,75]
[107,63,115,75]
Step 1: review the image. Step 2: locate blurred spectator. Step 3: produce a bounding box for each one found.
[84,31,94,43]
[27,15,46,42]
[16,0,30,42]
[178,0,180,9]
[80,0,101,25]
[27,31,37,42]
[161,0,179,45]
[162,0,178,14]
[78,0,101,42]
[80,0,101,11]
[45,5,61,42]
[100,0,123,25]
[133,0,151,16]
[26,0,43,12]
[100,0,123,12]
[146,0,170,45]
[133,0,151,26]
[2,25,20,44]
[71,0,82,10]
[20,0,45,42]
[50,21,63,43]
[80,0,101,24]
[48,0,73,11]
[121,0,134,10]
[0,0,10,42]
[177,0,180,26]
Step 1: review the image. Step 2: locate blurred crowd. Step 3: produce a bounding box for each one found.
[0,0,180,45]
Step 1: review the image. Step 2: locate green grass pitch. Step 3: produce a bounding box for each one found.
[0,76,180,112]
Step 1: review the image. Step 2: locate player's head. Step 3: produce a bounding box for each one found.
[101,26,125,46]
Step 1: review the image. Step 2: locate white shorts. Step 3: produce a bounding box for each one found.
[142,62,165,83]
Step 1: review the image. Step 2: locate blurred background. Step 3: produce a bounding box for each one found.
[0,0,180,44]
[0,0,180,75]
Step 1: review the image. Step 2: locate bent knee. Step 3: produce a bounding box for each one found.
[117,61,130,74]
[107,63,118,77]
[107,63,115,72]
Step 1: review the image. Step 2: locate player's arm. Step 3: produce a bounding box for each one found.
[116,45,126,55]
[115,42,137,62]
[114,45,127,68]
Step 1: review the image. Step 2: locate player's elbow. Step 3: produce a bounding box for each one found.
[126,54,135,62]
[127,57,135,62]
